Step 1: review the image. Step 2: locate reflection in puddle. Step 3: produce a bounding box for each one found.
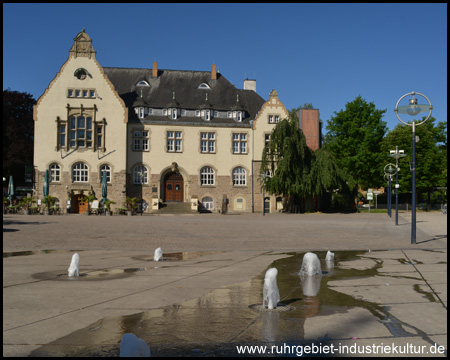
[30,251,441,357]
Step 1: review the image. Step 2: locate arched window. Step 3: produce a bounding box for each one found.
[49,163,61,183]
[200,166,215,186]
[202,196,214,211]
[100,164,111,183]
[72,162,88,182]
[134,165,148,184]
[232,167,246,186]
[136,80,150,86]
[198,83,211,89]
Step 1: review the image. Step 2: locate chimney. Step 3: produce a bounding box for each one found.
[152,61,158,78]
[244,79,256,92]
[211,64,217,80]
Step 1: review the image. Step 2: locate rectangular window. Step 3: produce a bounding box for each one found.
[59,125,66,147]
[268,115,280,123]
[232,133,247,154]
[133,130,149,151]
[200,132,215,153]
[167,131,182,152]
[83,90,88,97]
[90,90,95,98]
[75,90,81,97]
[68,89,74,97]
[69,115,92,148]
[97,127,102,148]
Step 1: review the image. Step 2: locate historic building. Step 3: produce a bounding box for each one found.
[33,30,320,214]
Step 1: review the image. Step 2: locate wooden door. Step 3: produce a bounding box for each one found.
[73,194,88,214]
[165,172,183,202]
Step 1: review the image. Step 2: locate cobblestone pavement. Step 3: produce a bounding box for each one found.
[3,211,447,357]
[3,211,447,252]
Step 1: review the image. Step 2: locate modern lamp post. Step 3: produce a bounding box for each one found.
[138,169,145,216]
[384,163,397,218]
[394,92,433,244]
[261,173,268,216]
[388,147,407,225]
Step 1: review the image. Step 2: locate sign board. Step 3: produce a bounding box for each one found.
[367,193,373,200]
[373,191,381,195]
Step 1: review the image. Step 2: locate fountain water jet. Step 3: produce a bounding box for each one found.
[263,268,280,310]
[154,247,162,262]
[325,250,335,262]
[68,253,79,277]
[120,333,151,357]
[299,252,322,277]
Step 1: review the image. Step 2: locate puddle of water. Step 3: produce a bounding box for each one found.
[34,267,147,281]
[29,251,438,356]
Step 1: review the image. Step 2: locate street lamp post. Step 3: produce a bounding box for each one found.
[384,163,397,218]
[261,173,268,216]
[394,92,433,244]
[138,170,145,216]
[388,147,406,225]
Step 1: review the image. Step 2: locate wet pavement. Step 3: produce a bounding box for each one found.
[3,211,447,357]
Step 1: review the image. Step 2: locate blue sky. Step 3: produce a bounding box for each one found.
[3,3,447,133]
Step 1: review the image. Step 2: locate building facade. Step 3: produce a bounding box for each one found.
[33,30,319,214]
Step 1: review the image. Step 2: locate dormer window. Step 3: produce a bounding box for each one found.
[198,83,211,89]
[237,111,242,122]
[137,80,150,86]
[171,108,178,120]
[204,110,211,121]
[195,110,201,117]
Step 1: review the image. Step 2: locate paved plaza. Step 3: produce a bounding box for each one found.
[3,211,447,356]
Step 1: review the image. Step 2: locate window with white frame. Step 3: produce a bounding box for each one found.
[133,130,149,151]
[171,108,178,120]
[200,132,215,153]
[232,133,247,154]
[133,165,148,184]
[167,131,182,152]
[72,162,89,182]
[59,124,66,148]
[69,115,93,148]
[204,110,210,121]
[200,166,215,186]
[268,114,280,124]
[232,167,246,186]
[100,164,111,183]
[49,163,61,182]
[195,110,201,117]
[202,196,214,211]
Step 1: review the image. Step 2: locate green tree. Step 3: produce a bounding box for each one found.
[309,148,356,198]
[380,117,447,205]
[260,110,312,204]
[323,96,388,192]
[3,89,36,186]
